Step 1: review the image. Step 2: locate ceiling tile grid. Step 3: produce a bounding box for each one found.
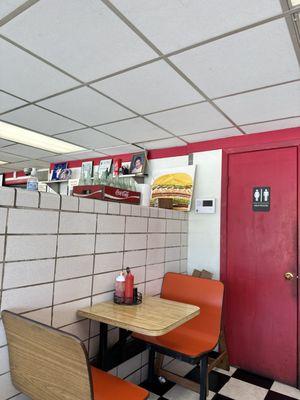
[0,0,299,170]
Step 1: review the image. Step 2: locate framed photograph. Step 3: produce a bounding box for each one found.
[98,159,112,175]
[81,161,93,176]
[130,152,147,175]
[51,162,68,180]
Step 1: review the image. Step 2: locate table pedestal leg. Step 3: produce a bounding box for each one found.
[98,322,108,369]
[148,347,155,383]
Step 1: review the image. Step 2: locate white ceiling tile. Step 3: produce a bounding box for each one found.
[100,144,142,155]
[1,0,156,81]
[40,154,76,163]
[3,159,50,171]
[137,137,186,150]
[0,38,78,101]
[171,19,300,98]
[40,151,106,163]
[99,117,171,143]
[0,139,15,147]
[55,128,125,149]
[39,87,134,126]
[111,0,282,53]
[93,60,203,114]
[2,144,56,159]
[182,127,241,142]
[147,102,231,135]
[0,105,84,135]
[0,151,26,162]
[242,117,300,134]
[215,81,300,125]
[0,91,27,114]
[0,0,28,19]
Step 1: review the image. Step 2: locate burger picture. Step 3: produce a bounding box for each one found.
[150,172,193,211]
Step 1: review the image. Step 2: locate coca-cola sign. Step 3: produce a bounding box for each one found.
[115,189,130,198]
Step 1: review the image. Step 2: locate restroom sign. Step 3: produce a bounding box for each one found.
[253,187,271,212]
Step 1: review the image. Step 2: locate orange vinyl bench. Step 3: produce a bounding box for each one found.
[133,272,224,400]
[2,310,149,400]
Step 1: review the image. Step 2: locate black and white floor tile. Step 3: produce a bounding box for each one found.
[140,357,300,400]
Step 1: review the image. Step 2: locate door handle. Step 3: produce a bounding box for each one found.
[284,272,294,280]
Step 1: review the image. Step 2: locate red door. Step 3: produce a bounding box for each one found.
[225,147,298,386]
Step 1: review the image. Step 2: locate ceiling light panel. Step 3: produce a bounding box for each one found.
[111,0,282,53]
[215,81,300,125]
[100,144,142,155]
[291,0,300,5]
[0,91,27,114]
[0,38,77,101]
[93,60,203,114]
[55,128,125,149]
[171,19,300,98]
[147,102,231,135]
[99,117,172,142]
[182,127,241,143]
[0,121,85,153]
[1,105,84,135]
[39,87,134,126]
[136,137,186,150]
[242,117,300,134]
[1,0,156,82]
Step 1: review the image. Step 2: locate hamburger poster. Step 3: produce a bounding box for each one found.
[150,166,196,211]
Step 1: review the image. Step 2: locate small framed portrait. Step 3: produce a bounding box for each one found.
[130,152,147,175]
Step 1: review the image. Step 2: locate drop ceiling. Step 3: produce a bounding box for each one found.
[0,0,299,172]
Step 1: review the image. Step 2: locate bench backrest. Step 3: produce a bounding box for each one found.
[2,310,93,400]
[161,272,224,341]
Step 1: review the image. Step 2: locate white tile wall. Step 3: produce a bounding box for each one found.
[3,259,55,289]
[0,188,187,400]
[7,209,59,234]
[55,255,94,280]
[59,212,96,234]
[97,214,125,233]
[0,346,10,375]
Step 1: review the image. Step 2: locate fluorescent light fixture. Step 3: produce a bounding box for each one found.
[0,121,86,154]
[291,0,300,5]
[0,161,7,165]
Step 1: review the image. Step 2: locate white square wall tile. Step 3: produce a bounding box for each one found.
[165,260,180,273]
[166,247,181,262]
[79,198,94,212]
[120,203,132,215]
[131,266,145,284]
[1,283,53,313]
[123,250,146,268]
[0,38,77,101]
[57,234,95,257]
[1,0,156,81]
[215,81,300,125]
[0,236,5,262]
[15,189,39,208]
[0,208,7,233]
[94,252,123,273]
[7,209,59,234]
[0,187,15,206]
[3,259,55,289]
[5,235,57,261]
[97,214,125,233]
[39,87,134,126]
[118,354,142,379]
[0,372,19,399]
[59,212,96,233]
[166,219,181,232]
[111,0,282,53]
[125,217,148,233]
[148,102,230,136]
[146,263,164,281]
[171,19,300,98]
[94,200,108,214]
[54,276,92,304]
[107,202,120,215]
[96,234,124,253]
[0,346,10,374]
[0,319,7,347]
[148,218,166,233]
[100,117,171,143]
[166,233,181,247]
[145,278,163,296]
[147,234,166,248]
[93,271,120,294]
[94,60,202,114]
[52,297,91,328]
[39,192,60,209]
[125,234,147,251]
[146,248,165,265]
[60,195,79,211]
[55,255,94,280]
[131,205,141,217]
[22,308,52,325]
[61,320,90,341]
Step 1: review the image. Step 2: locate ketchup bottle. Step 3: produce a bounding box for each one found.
[125,267,134,303]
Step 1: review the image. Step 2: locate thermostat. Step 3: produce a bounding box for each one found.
[195,198,216,214]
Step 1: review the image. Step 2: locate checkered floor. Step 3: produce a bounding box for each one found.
[140,357,300,400]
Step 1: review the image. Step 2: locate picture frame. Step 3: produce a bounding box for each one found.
[98,159,113,175]
[129,152,147,175]
[51,162,68,180]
